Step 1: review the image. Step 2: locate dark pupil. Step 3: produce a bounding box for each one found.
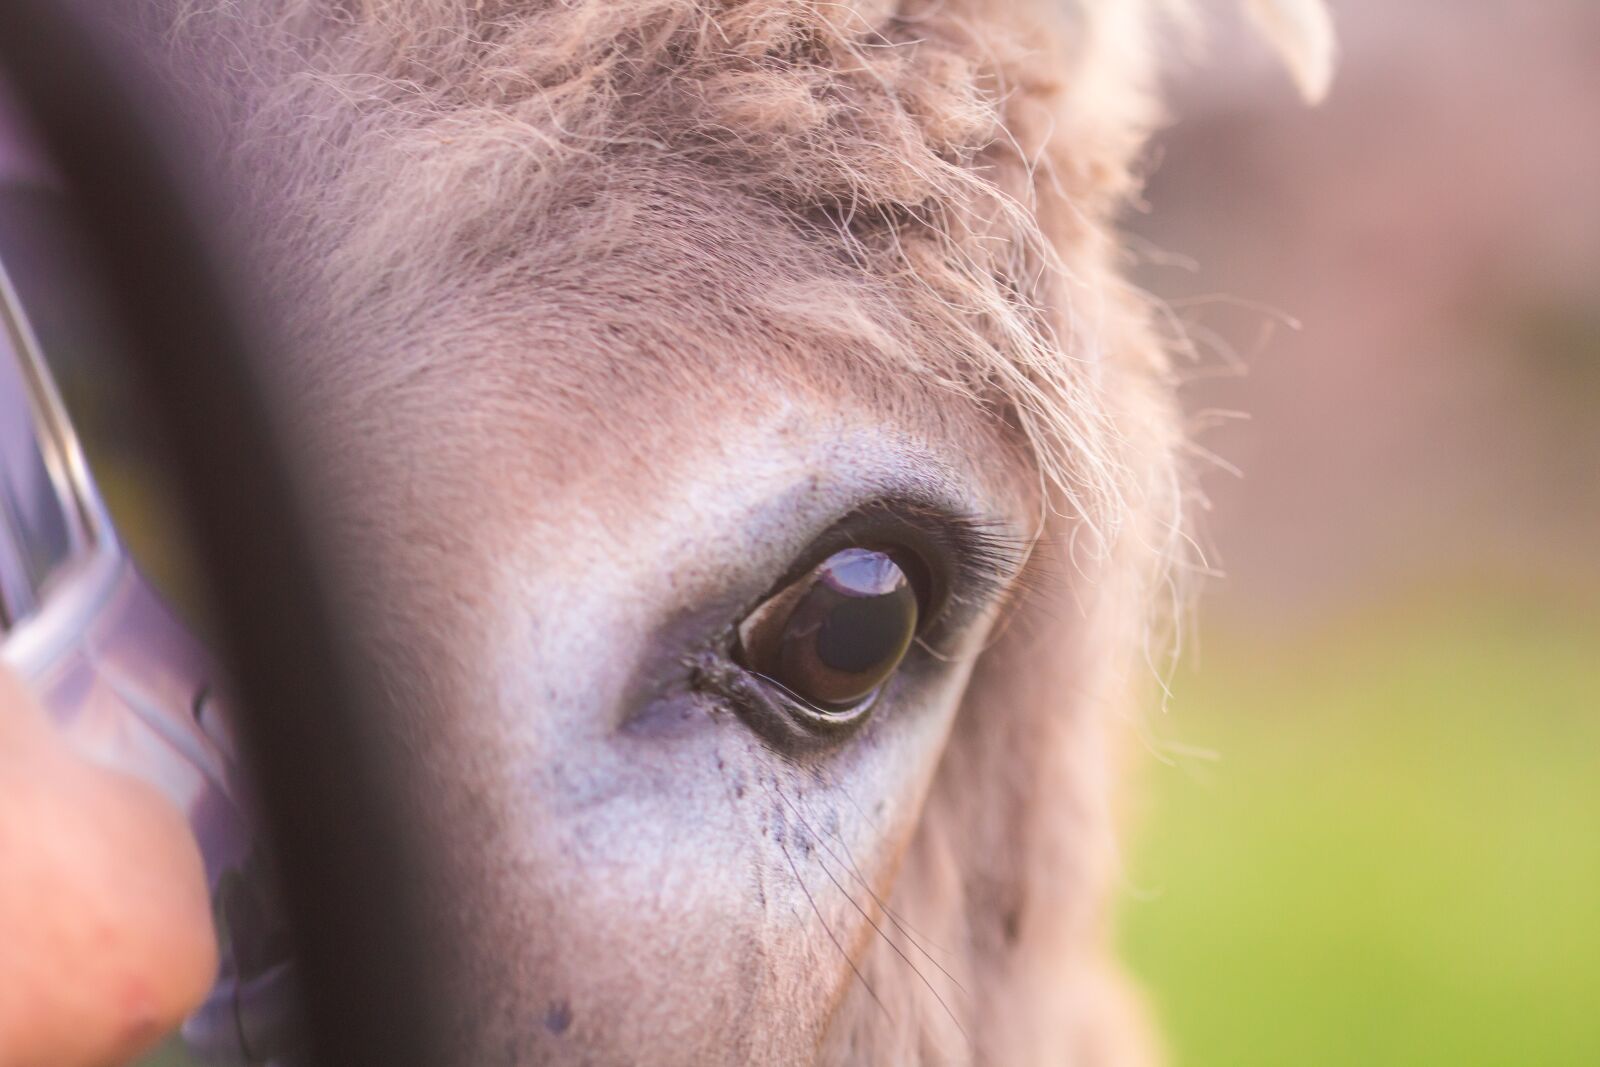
[774,548,918,709]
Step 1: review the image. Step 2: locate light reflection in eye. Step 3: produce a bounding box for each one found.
[737,547,919,710]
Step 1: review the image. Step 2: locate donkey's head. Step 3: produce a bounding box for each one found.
[160,0,1329,1062]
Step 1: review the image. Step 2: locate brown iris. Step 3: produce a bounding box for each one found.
[737,547,920,710]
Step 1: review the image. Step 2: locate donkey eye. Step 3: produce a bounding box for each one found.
[737,547,920,711]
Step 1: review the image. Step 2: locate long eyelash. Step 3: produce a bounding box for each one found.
[751,498,1037,643]
[858,501,1034,628]
[939,511,1035,607]
[892,507,1049,665]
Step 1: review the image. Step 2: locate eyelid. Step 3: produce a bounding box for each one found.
[752,498,1030,633]
[690,652,876,757]
[926,510,1034,613]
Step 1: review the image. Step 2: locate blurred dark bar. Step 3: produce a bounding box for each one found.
[0,4,440,1065]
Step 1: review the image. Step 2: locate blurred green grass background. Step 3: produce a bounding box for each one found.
[1118,589,1600,1067]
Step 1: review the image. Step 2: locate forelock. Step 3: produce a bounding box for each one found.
[165,0,1181,580]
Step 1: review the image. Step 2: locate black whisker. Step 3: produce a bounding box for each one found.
[776,832,890,1023]
[828,779,963,962]
[776,788,972,1053]
[783,786,968,986]
[823,814,968,991]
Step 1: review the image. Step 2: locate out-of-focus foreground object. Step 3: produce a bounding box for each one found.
[0,3,441,1066]
[0,224,297,1061]
[0,663,216,1066]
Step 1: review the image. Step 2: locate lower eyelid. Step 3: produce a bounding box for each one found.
[690,651,877,756]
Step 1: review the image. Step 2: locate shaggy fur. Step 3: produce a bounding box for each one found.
[162,0,1170,534]
[140,0,1329,1062]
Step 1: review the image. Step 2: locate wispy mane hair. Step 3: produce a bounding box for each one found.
[160,0,1186,576]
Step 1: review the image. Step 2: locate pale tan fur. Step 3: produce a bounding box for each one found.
[143,1,1326,1061]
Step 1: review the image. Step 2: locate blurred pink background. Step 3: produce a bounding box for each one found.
[1135,0,1600,627]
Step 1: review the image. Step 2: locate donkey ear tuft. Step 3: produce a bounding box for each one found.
[1242,0,1336,103]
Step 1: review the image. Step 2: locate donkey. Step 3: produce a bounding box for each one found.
[147,0,1330,1062]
